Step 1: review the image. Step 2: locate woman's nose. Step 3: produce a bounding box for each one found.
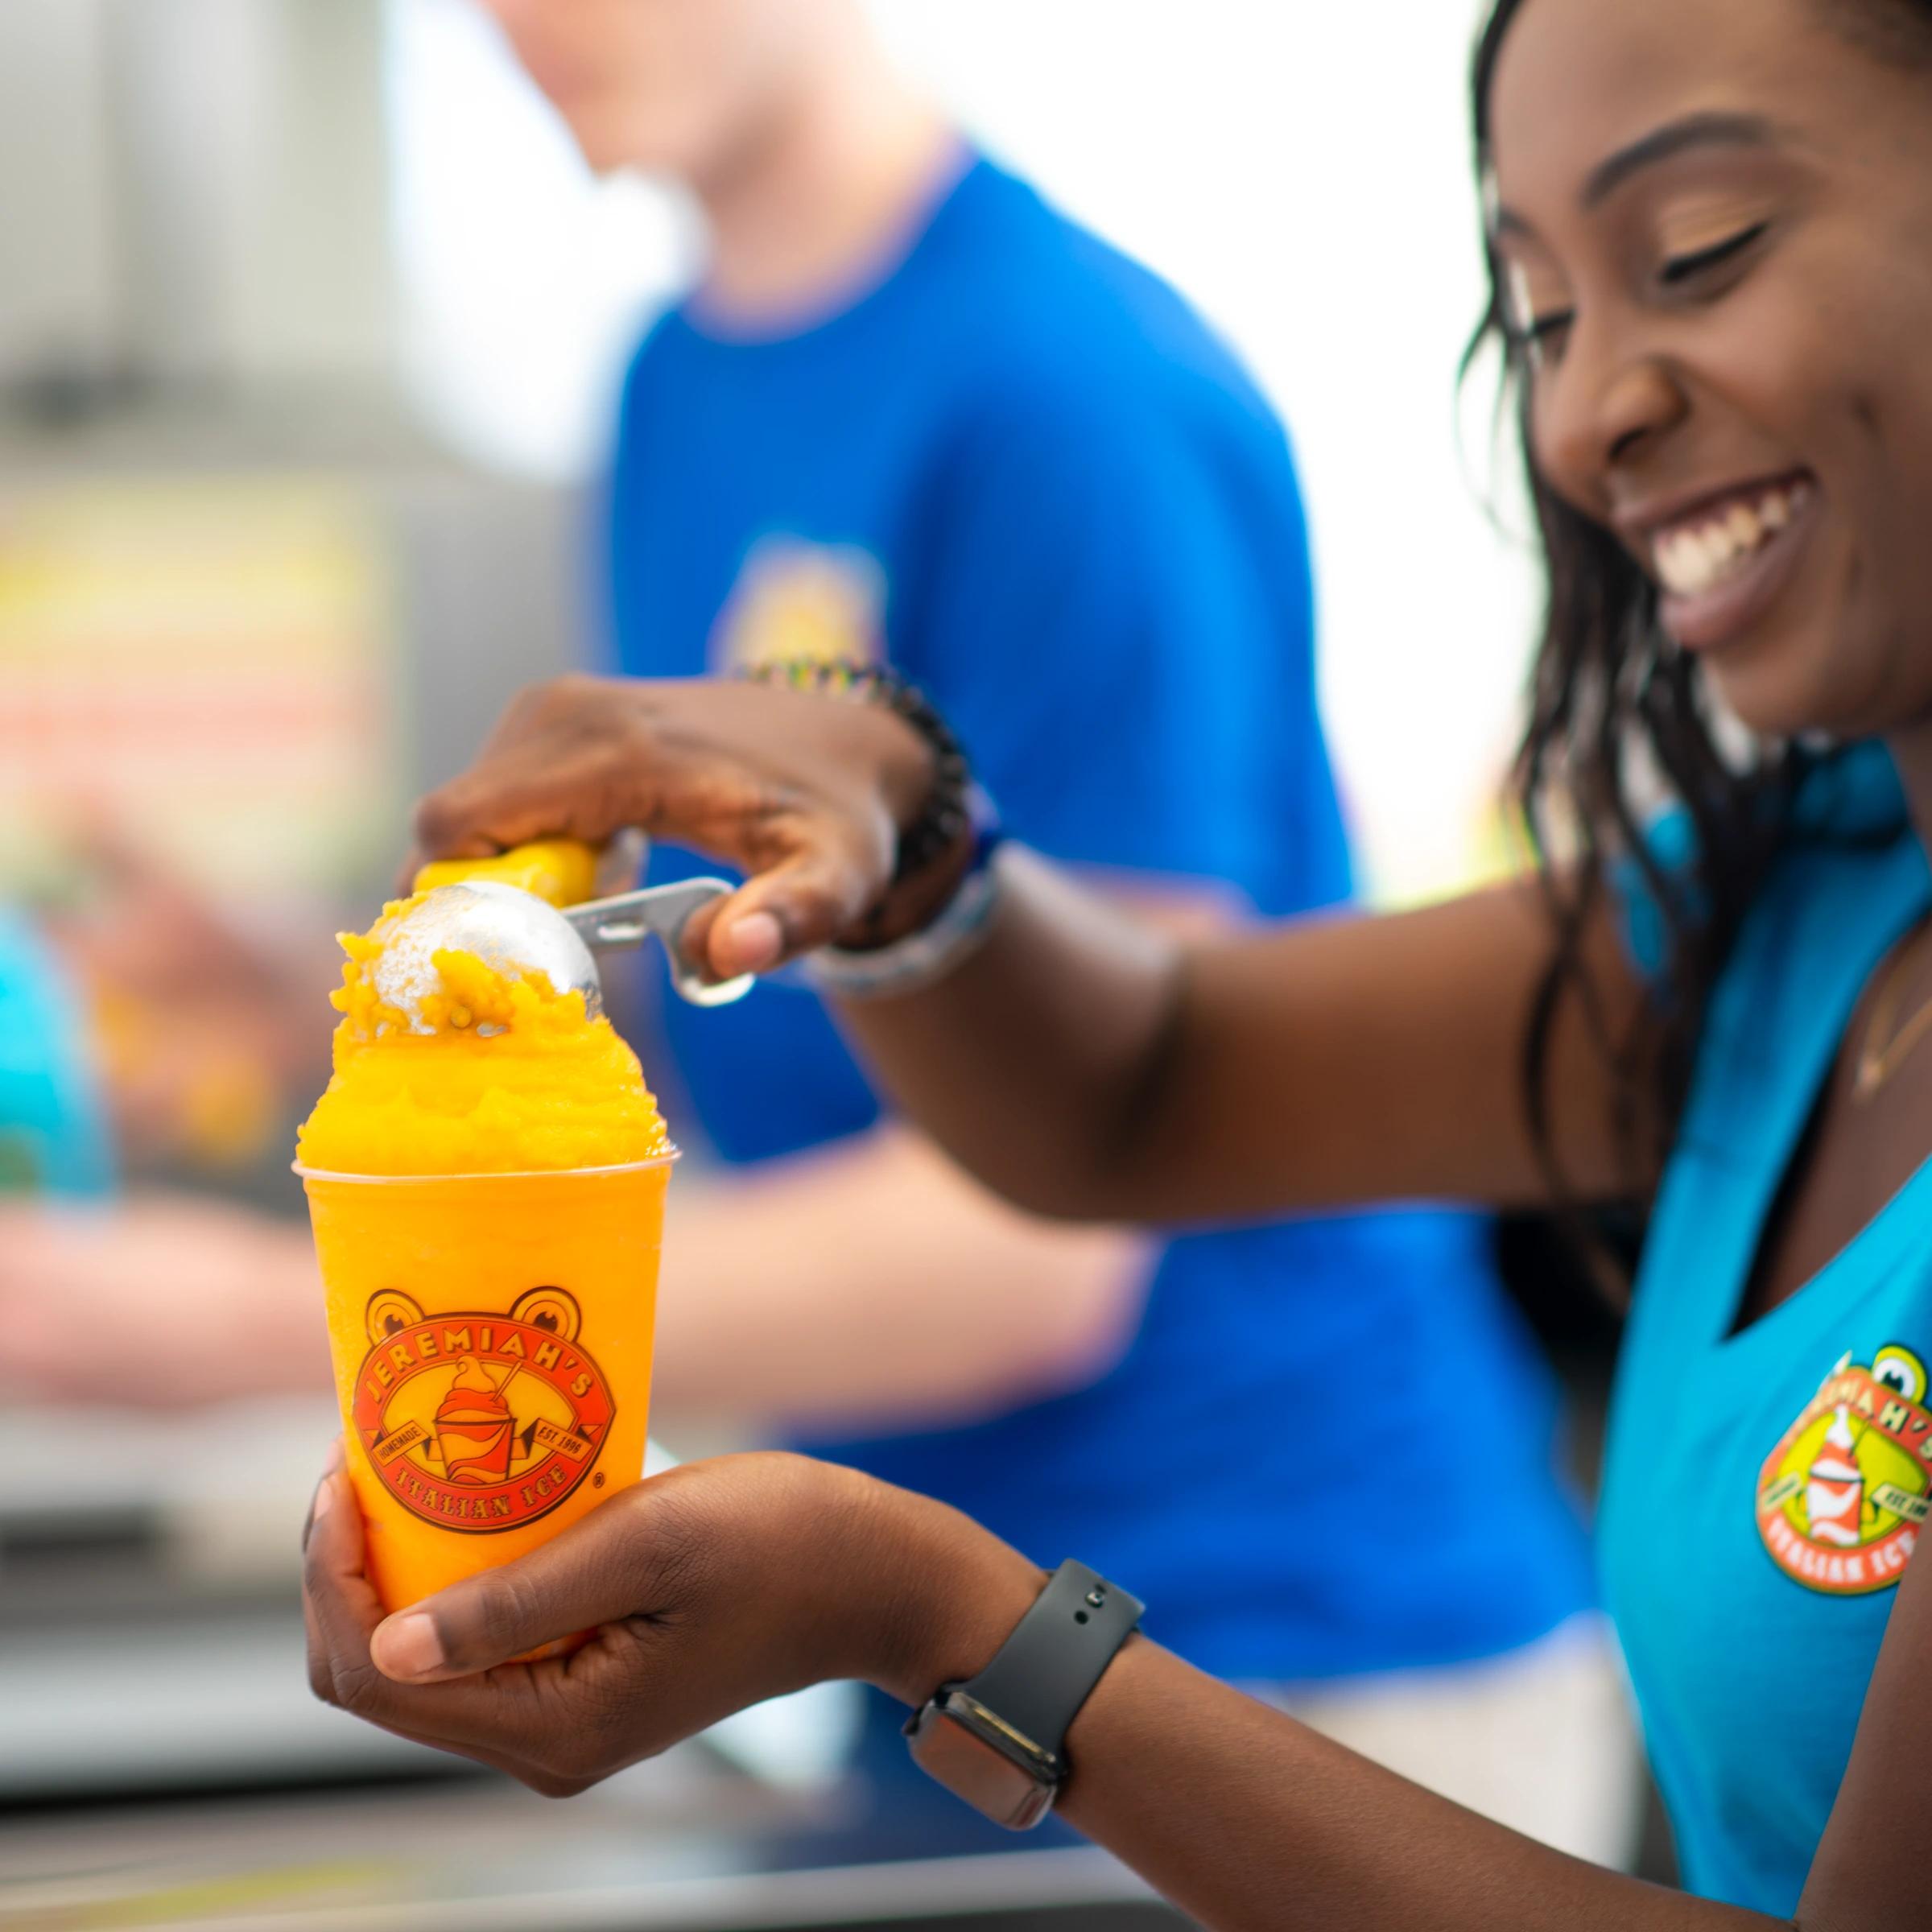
[1538,332,1688,503]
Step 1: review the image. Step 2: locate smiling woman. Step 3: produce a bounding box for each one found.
[1475,0,1932,1185]
[303,3,1932,1926]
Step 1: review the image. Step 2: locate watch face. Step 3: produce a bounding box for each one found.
[906,1706,1058,1831]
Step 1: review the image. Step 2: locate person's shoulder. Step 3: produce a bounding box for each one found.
[627,304,698,374]
[1618,746,1915,992]
[614,306,700,407]
[608,308,720,479]
[947,163,1270,408]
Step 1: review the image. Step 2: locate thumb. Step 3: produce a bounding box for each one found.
[369,1484,673,1683]
[687,837,889,980]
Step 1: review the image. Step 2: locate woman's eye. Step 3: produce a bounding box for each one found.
[1513,310,1574,361]
[1660,222,1769,287]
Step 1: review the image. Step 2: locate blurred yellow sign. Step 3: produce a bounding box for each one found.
[0,477,398,898]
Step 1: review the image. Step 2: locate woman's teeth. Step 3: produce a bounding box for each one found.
[1653,482,1809,597]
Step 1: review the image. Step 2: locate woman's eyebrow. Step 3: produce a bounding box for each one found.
[1489,111,1779,242]
[1581,110,1778,208]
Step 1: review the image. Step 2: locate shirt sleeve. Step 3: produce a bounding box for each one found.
[890,362,1347,909]
[0,910,114,1197]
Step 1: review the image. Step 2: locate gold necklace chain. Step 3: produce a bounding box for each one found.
[1855,921,1932,1103]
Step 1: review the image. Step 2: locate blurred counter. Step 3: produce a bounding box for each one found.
[0,1395,448,1799]
[0,1398,1185,1930]
[0,1771,1179,1930]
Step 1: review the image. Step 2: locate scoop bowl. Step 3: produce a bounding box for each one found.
[374,876,753,1034]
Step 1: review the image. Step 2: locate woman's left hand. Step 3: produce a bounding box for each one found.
[302,1443,1042,1796]
[310,1442,1793,1932]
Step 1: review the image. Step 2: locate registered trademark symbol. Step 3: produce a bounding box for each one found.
[592,1472,605,1488]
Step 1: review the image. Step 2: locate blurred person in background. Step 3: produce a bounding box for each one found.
[0,903,114,1200]
[0,838,330,1408]
[464,0,1629,1863]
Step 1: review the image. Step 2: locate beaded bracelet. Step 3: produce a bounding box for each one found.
[745,657,1005,998]
[745,657,974,886]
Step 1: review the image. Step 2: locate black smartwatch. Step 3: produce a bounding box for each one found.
[903,1560,1144,1830]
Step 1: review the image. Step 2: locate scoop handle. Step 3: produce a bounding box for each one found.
[411,839,601,908]
[564,879,755,1009]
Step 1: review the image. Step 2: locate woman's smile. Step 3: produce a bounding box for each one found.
[1617,469,1817,651]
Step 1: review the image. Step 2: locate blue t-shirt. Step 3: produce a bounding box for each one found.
[604,154,1592,1682]
[0,910,113,1196]
[1603,745,1930,1912]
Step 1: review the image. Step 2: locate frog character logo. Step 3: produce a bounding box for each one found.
[351,1286,614,1534]
[1757,1344,1931,1594]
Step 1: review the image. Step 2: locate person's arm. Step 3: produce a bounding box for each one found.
[0,1195,328,1408]
[414,676,1655,1223]
[654,1123,1146,1432]
[45,825,334,1168]
[303,1447,1923,1930]
[841,848,1649,1220]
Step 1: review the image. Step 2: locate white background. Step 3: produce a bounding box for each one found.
[386,0,1540,901]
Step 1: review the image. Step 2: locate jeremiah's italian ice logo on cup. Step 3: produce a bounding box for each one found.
[352,1286,616,1531]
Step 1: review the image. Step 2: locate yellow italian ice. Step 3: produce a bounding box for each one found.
[297,857,675,1618]
[295,894,672,1177]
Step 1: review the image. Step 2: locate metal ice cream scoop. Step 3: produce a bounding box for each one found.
[373,875,754,1033]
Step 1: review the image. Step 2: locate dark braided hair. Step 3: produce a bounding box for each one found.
[1470,0,1932,1207]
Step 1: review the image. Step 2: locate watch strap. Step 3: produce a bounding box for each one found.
[956,1559,1143,1759]
[744,656,974,884]
[804,803,1005,1001]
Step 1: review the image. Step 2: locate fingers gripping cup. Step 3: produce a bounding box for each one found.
[296,886,677,1618]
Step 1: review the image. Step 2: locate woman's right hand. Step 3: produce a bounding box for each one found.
[412,675,951,980]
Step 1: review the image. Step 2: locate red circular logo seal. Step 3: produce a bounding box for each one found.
[1756,1344,1930,1596]
[350,1287,614,1534]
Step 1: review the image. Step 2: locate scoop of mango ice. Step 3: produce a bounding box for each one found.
[295,894,671,1178]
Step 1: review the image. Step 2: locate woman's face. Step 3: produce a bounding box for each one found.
[1489,0,1932,741]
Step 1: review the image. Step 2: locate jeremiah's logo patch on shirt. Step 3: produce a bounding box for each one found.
[709,536,886,676]
[1757,1344,1930,1594]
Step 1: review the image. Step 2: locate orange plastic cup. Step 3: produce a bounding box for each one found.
[298,1157,673,1616]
